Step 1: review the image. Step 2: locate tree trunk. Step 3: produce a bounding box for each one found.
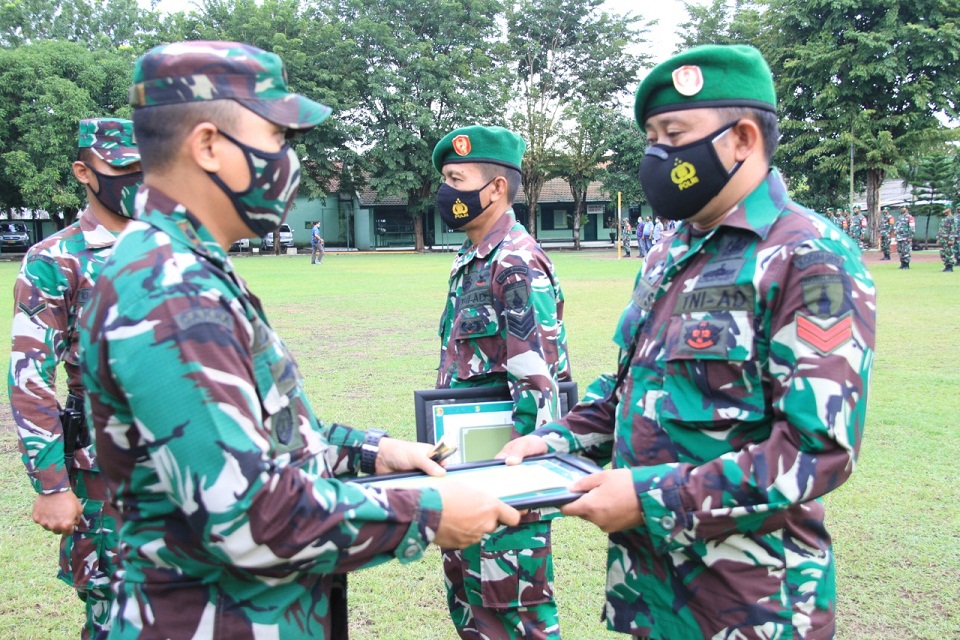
[413,213,424,252]
[569,182,584,251]
[272,229,280,255]
[522,171,545,239]
[866,168,884,248]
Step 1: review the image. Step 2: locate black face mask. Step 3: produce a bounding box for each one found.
[85,164,143,218]
[436,178,496,230]
[639,122,742,221]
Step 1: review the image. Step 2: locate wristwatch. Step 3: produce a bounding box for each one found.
[360,429,388,475]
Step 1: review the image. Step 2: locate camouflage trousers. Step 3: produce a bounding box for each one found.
[939,239,956,268]
[880,235,891,259]
[58,470,121,640]
[443,518,559,639]
[896,238,911,264]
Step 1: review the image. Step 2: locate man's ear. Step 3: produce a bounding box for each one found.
[72,161,95,190]
[491,175,509,203]
[731,118,761,163]
[187,122,222,173]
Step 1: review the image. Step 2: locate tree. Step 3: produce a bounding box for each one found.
[765,0,960,244]
[598,113,647,215]
[676,0,765,51]
[507,0,647,237]
[321,0,509,252]
[903,149,959,239]
[0,0,173,50]
[0,41,133,224]
[552,102,620,249]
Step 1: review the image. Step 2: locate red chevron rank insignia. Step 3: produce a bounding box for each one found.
[796,312,853,355]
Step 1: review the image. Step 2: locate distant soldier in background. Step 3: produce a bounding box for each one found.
[937,206,956,272]
[896,205,916,269]
[879,207,895,260]
[852,206,868,250]
[9,118,141,640]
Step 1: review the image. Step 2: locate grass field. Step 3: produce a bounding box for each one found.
[0,248,957,639]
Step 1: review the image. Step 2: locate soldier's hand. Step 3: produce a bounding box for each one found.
[375,438,446,477]
[433,482,520,549]
[495,434,548,466]
[33,490,82,534]
[560,469,645,533]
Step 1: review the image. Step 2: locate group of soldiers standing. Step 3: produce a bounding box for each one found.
[826,203,959,272]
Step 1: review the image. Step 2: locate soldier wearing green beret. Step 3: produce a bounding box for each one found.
[77,41,519,640]
[936,206,956,272]
[432,125,572,639]
[500,44,876,639]
[9,118,141,639]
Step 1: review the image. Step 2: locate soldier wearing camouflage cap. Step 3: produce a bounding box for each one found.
[501,44,876,639]
[78,41,518,639]
[433,125,572,639]
[9,117,142,639]
[879,206,895,260]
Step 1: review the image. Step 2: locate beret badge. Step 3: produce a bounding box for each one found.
[672,65,704,97]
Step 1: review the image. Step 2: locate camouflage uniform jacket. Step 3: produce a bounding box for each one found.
[936,214,957,241]
[895,212,915,241]
[437,210,571,434]
[879,212,895,237]
[534,170,876,639]
[10,208,118,493]
[79,187,442,639]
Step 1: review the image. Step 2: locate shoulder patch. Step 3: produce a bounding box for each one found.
[800,274,848,318]
[495,265,530,283]
[796,312,853,355]
[795,250,845,271]
[502,280,530,311]
[174,307,235,332]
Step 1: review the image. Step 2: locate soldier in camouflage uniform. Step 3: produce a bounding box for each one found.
[937,206,956,272]
[433,126,572,640]
[879,206,895,260]
[896,205,916,269]
[9,118,141,640]
[77,41,518,640]
[852,206,868,250]
[502,44,876,639]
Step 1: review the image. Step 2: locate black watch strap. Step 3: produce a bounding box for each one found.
[360,429,388,475]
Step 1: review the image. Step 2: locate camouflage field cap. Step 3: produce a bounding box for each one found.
[78,118,140,167]
[129,41,332,131]
[432,125,525,173]
[634,44,777,125]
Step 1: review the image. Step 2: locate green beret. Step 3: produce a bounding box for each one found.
[634,44,777,126]
[78,118,139,167]
[433,126,525,173]
[130,41,331,132]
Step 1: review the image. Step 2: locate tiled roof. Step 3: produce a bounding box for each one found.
[358,177,610,208]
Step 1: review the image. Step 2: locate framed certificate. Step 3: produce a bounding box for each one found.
[413,382,579,465]
[351,453,602,509]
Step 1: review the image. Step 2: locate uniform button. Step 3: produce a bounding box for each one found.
[660,515,676,530]
[403,544,419,558]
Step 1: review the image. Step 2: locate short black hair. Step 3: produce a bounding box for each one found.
[133,100,241,172]
[77,147,96,164]
[477,163,521,204]
[716,106,780,162]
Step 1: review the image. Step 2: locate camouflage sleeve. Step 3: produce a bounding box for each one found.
[493,251,568,434]
[632,241,876,552]
[8,252,73,494]
[93,291,442,572]
[534,372,617,464]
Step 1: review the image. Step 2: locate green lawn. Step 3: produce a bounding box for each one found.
[0,249,957,639]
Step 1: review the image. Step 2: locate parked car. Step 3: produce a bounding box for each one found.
[229,238,250,252]
[0,222,31,252]
[262,223,295,250]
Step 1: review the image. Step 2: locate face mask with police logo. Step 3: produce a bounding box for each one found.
[436,178,496,230]
[207,130,302,237]
[85,164,143,218]
[639,121,742,221]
